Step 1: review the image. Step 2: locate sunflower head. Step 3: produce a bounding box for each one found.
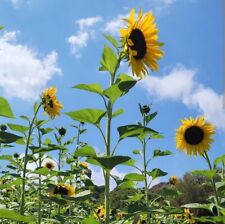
[120,8,164,78]
[50,183,75,197]
[79,161,88,169]
[43,160,55,170]
[176,117,215,156]
[93,205,105,220]
[41,87,63,119]
[0,124,7,132]
[169,175,178,185]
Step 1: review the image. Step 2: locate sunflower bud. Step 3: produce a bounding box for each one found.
[58,127,66,136]
[13,153,20,159]
[142,105,150,114]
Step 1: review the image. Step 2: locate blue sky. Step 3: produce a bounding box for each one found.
[0,0,224,186]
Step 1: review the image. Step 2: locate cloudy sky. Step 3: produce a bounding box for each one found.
[0,0,223,187]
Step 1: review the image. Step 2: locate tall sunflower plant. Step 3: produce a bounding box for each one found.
[66,8,164,224]
[175,116,225,223]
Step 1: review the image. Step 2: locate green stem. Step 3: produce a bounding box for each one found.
[37,128,42,224]
[104,53,123,224]
[203,152,220,214]
[20,103,41,218]
[142,114,149,223]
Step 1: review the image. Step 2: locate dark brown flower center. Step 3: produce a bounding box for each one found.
[46,163,53,169]
[128,28,147,59]
[53,186,69,195]
[184,126,204,145]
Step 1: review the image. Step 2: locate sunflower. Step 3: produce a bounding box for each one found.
[43,160,55,170]
[50,183,75,197]
[41,87,63,119]
[120,8,164,78]
[78,161,88,169]
[93,205,105,220]
[169,176,178,185]
[176,117,215,156]
[184,208,195,224]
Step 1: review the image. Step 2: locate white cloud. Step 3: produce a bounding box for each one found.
[140,64,225,130]
[91,166,126,190]
[76,16,102,30]
[67,16,102,58]
[103,14,126,36]
[160,0,176,5]
[0,31,61,100]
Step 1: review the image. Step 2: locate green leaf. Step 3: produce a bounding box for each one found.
[121,158,136,167]
[161,188,180,197]
[153,149,172,158]
[99,45,117,75]
[0,209,35,222]
[147,168,167,180]
[214,155,225,166]
[112,108,124,118]
[151,133,164,139]
[118,125,158,140]
[40,128,54,135]
[31,145,67,154]
[103,75,136,104]
[146,112,157,124]
[0,131,22,143]
[87,156,131,170]
[124,173,145,181]
[0,155,14,162]
[118,181,135,189]
[66,109,106,125]
[124,193,144,202]
[73,84,103,95]
[7,123,29,134]
[74,145,96,157]
[83,216,99,224]
[182,203,214,212]
[192,169,216,179]
[103,34,118,49]
[0,97,14,118]
[0,26,4,30]
[195,216,225,224]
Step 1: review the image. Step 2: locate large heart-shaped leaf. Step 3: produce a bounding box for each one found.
[74,145,96,157]
[66,109,106,125]
[73,84,103,95]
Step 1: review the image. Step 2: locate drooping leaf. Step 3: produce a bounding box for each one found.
[74,145,96,157]
[147,168,167,180]
[66,109,106,125]
[214,155,225,166]
[0,97,14,118]
[195,216,225,224]
[153,149,172,158]
[40,128,54,135]
[0,209,36,222]
[0,131,22,144]
[99,45,117,75]
[161,188,180,197]
[7,123,29,134]
[87,156,131,170]
[118,181,135,189]
[118,125,158,140]
[83,216,99,224]
[73,84,103,95]
[181,203,214,212]
[132,149,141,155]
[124,193,144,202]
[124,173,145,181]
[103,34,118,49]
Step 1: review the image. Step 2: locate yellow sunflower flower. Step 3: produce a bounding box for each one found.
[169,175,178,185]
[176,117,215,156]
[41,87,63,119]
[93,205,105,220]
[120,8,164,78]
[79,161,88,169]
[50,183,75,197]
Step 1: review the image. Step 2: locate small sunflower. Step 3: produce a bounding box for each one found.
[184,208,195,224]
[93,205,105,220]
[176,117,215,156]
[120,8,164,78]
[50,183,75,197]
[43,160,55,170]
[41,87,63,119]
[169,176,178,185]
[79,161,88,169]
